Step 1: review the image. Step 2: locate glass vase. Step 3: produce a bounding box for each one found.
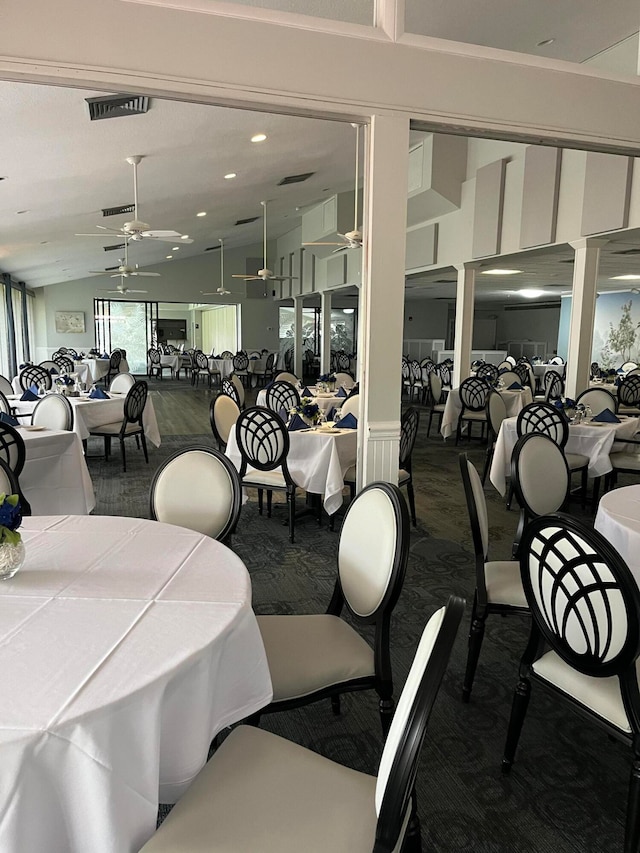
[0,539,25,581]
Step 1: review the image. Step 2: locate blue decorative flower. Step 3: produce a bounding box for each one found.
[0,494,22,544]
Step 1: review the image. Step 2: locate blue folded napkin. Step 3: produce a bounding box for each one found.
[49,367,58,375]
[499,368,509,375]
[101,352,109,359]
[0,412,18,426]
[288,413,307,431]
[592,407,620,423]
[301,386,311,397]
[73,355,82,361]
[336,387,347,398]
[265,381,274,390]
[335,412,358,429]
[507,382,523,390]
[278,407,288,422]
[89,387,109,400]
[20,389,39,402]
[326,406,336,422]
[250,356,258,360]
[29,384,39,395]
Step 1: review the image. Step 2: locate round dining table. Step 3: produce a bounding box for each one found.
[595,484,640,586]
[0,515,272,853]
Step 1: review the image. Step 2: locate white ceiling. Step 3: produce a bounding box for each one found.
[0,82,356,287]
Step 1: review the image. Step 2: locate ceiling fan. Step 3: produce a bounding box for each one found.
[99,282,148,296]
[201,238,231,296]
[76,155,193,243]
[232,201,298,282]
[303,124,363,253]
[89,235,161,279]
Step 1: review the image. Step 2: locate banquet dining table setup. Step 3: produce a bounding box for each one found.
[9,389,161,447]
[441,385,533,440]
[0,515,272,853]
[489,412,640,495]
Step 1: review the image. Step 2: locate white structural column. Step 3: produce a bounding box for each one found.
[452,263,478,388]
[320,290,332,375]
[565,238,607,398]
[358,114,410,490]
[293,296,304,378]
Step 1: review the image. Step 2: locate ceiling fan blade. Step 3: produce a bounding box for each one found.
[76,233,122,238]
[272,275,299,281]
[331,246,349,254]
[128,289,148,293]
[131,271,161,277]
[303,241,344,247]
[141,229,182,238]
[88,270,112,275]
[232,274,259,280]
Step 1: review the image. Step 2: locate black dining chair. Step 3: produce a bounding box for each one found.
[89,380,149,472]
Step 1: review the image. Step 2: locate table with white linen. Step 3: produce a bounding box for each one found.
[12,364,87,395]
[595,484,640,586]
[148,354,180,377]
[208,357,234,379]
[532,364,565,387]
[0,514,272,853]
[10,391,161,446]
[18,426,95,514]
[256,386,345,415]
[226,425,357,514]
[489,415,640,495]
[81,356,130,383]
[440,386,533,440]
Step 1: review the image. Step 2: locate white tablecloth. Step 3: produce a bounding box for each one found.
[148,354,180,376]
[595,485,640,586]
[10,392,161,447]
[208,358,234,379]
[489,415,640,495]
[0,515,272,853]
[440,386,533,440]
[19,427,95,514]
[82,357,130,383]
[226,426,357,514]
[256,387,345,415]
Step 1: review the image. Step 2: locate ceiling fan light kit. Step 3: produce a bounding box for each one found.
[76,155,193,244]
[232,200,298,283]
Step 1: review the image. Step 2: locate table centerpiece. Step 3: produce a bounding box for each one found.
[0,492,24,580]
[291,398,322,426]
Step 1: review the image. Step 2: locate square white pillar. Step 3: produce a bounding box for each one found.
[293,296,304,378]
[452,263,478,388]
[320,290,332,375]
[565,238,607,398]
[358,115,410,490]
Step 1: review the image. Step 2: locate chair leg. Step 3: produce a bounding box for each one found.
[379,695,395,738]
[625,753,640,853]
[406,481,417,527]
[501,676,532,773]
[331,695,341,716]
[267,490,273,518]
[592,476,602,512]
[120,437,126,473]
[287,488,296,543]
[104,436,111,460]
[401,790,422,853]
[462,596,485,703]
[140,431,149,464]
[426,410,433,438]
[257,489,264,515]
[482,445,493,486]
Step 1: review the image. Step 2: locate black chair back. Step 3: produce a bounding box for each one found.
[265,381,300,416]
[516,401,568,448]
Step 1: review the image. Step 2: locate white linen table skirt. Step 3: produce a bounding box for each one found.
[440,386,533,440]
[208,358,234,379]
[226,426,357,514]
[0,515,272,853]
[10,392,161,447]
[595,484,640,586]
[147,354,180,375]
[81,357,130,383]
[18,427,95,514]
[489,415,640,495]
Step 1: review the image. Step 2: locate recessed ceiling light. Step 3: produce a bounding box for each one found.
[519,289,546,298]
[172,247,180,251]
[611,274,640,280]
[224,173,237,180]
[251,133,267,143]
[481,269,522,275]
[197,211,207,217]
[537,38,555,47]
[166,255,173,259]
[181,235,190,240]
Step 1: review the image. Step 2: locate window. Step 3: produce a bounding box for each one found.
[201,305,239,354]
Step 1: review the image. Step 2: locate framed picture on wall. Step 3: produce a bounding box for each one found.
[55,311,85,334]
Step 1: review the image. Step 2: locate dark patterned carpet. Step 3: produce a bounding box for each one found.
[85,411,630,852]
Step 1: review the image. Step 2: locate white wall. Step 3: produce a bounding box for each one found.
[32,241,281,359]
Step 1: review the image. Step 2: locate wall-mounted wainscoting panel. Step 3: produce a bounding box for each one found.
[302,249,315,294]
[406,222,438,271]
[327,253,348,287]
[520,146,561,248]
[360,420,401,488]
[581,152,632,236]
[472,159,507,258]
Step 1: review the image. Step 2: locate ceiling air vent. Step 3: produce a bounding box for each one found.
[434,279,456,284]
[205,245,222,252]
[86,94,150,122]
[102,203,135,218]
[103,243,127,252]
[612,248,640,255]
[278,172,315,186]
[235,216,259,226]
[104,265,121,271]
[560,259,574,264]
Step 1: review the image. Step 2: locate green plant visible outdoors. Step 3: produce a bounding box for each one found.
[106,301,149,374]
[606,299,639,363]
